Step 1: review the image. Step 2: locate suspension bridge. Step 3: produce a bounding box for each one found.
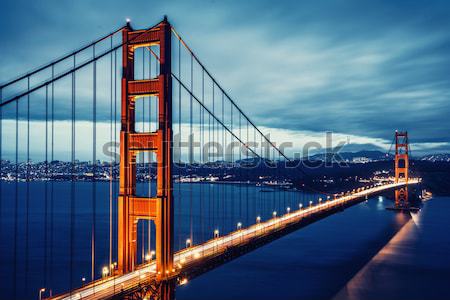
[0,17,420,300]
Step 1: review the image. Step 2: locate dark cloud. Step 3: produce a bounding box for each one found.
[1,0,449,153]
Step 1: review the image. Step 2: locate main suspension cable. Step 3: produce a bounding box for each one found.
[0,26,126,90]
[1,22,163,108]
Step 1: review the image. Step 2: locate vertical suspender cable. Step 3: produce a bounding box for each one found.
[254,127,257,220]
[109,36,113,273]
[113,49,118,264]
[208,86,211,235]
[221,93,225,232]
[239,113,242,222]
[227,102,230,229]
[25,77,30,291]
[260,134,263,217]
[277,146,280,212]
[272,148,275,214]
[189,53,193,244]
[70,54,76,292]
[0,87,2,243]
[14,94,19,300]
[177,39,182,250]
[50,64,55,289]
[281,152,285,211]
[275,149,278,211]
[230,103,234,228]
[92,45,97,282]
[301,184,304,209]
[44,84,49,287]
[216,86,219,233]
[246,120,249,225]
[279,151,282,210]
[113,47,118,291]
[212,83,215,232]
[200,69,204,244]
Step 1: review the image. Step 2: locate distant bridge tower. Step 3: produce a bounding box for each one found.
[118,15,174,291]
[394,130,409,207]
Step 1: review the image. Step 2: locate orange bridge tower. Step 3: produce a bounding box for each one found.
[118,16,174,287]
[394,130,409,207]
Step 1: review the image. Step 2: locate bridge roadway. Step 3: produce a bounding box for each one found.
[50,179,419,300]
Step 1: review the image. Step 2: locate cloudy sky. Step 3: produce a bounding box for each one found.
[1,0,449,159]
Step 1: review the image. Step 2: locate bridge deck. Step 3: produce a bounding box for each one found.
[50,180,419,300]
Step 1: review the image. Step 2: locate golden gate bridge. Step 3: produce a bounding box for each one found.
[0,16,420,300]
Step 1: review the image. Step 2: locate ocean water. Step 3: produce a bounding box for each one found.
[0,181,449,299]
[177,196,450,300]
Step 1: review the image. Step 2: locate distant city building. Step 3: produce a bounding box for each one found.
[352,157,371,164]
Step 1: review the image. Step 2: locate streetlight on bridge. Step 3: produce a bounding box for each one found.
[237,222,242,230]
[102,266,109,278]
[38,288,46,300]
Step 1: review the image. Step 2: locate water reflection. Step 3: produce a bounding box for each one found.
[333,199,434,300]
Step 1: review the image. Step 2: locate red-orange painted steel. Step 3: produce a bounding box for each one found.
[118,18,174,292]
[394,131,409,207]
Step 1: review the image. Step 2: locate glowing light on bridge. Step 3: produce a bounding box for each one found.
[102,266,109,278]
[39,288,46,300]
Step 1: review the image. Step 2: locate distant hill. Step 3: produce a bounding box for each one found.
[308,150,392,162]
[420,153,450,162]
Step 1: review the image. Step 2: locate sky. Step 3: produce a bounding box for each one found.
[1,0,450,159]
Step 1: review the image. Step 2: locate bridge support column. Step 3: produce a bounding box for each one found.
[159,280,176,300]
[118,17,174,298]
[394,131,409,208]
